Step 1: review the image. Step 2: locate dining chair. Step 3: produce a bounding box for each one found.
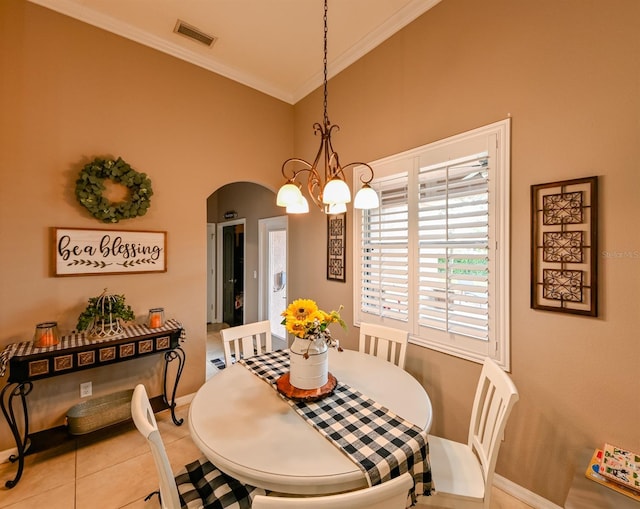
[358,322,408,369]
[420,357,519,508]
[220,320,272,368]
[130,384,265,509]
[251,472,413,509]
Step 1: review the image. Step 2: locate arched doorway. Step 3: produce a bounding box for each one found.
[205,182,287,377]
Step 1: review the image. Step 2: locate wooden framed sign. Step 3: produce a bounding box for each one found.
[53,227,167,276]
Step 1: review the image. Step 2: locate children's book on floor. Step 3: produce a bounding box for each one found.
[585,446,640,502]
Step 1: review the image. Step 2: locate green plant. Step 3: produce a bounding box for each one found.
[76,290,135,331]
[75,157,153,223]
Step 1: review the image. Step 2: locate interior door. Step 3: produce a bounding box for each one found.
[218,220,245,326]
[258,216,288,341]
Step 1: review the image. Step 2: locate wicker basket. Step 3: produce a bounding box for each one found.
[66,389,133,435]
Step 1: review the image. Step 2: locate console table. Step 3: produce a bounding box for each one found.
[0,319,185,488]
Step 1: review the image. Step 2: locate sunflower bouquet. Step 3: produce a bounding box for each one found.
[281,298,345,355]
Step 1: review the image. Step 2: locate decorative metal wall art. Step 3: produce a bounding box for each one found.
[531,176,598,315]
[327,213,346,282]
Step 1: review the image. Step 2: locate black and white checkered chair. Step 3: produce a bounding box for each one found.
[131,384,265,509]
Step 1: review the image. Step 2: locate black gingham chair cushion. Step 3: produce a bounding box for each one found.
[175,456,266,509]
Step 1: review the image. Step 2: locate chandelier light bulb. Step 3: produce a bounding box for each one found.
[286,195,310,214]
[353,184,380,209]
[325,202,347,214]
[322,178,351,205]
[276,182,303,207]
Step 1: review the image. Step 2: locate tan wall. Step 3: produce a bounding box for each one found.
[0,0,291,450]
[287,0,640,505]
[2,0,639,506]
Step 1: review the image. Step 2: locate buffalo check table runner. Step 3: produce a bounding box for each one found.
[239,349,432,506]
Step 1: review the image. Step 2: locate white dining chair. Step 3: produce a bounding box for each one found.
[220,320,272,368]
[130,384,265,509]
[251,472,413,509]
[420,358,519,508]
[358,322,409,369]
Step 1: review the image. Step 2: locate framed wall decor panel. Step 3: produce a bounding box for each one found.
[53,227,167,276]
[531,176,598,316]
[327,213,346,282]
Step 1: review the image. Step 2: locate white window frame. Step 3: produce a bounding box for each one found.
[353,119,510,369]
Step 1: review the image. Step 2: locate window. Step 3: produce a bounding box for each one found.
[354,120,510,368]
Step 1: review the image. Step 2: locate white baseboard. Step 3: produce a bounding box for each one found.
[494,474,563,509]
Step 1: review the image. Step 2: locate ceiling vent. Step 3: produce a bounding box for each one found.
[173,20,217,47]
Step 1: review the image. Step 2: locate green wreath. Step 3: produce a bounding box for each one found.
[75,157,153,223]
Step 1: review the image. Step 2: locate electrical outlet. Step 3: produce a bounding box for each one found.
[80,382,92,398]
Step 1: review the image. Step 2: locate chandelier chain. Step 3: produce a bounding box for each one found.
[276,0,378,214]
[323,0,329,127]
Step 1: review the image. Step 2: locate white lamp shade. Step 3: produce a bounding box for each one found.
[354,185,380,209]
[277,183,303,206]
[286,195,309,214]
[322,178,351,204]
[325,202,347,214]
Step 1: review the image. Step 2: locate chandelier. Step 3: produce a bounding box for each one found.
[276,0,379,215]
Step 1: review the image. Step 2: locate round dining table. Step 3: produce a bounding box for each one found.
[188,348,432,495]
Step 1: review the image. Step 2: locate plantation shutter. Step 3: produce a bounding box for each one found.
[417,153,490,340]
[359,173,409,321]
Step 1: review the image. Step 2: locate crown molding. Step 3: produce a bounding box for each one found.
[27,0,295,103]
[27,0,441,105]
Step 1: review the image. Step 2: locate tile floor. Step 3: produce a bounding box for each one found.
[0,403,199,509]
[205,322,228,380]
[0,325,534,509]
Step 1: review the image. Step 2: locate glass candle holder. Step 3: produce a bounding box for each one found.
[34,322,60,347]
[147,308,164,328]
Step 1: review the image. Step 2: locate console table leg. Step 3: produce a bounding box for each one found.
[1,381,33,489]
[163,346,185,426]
